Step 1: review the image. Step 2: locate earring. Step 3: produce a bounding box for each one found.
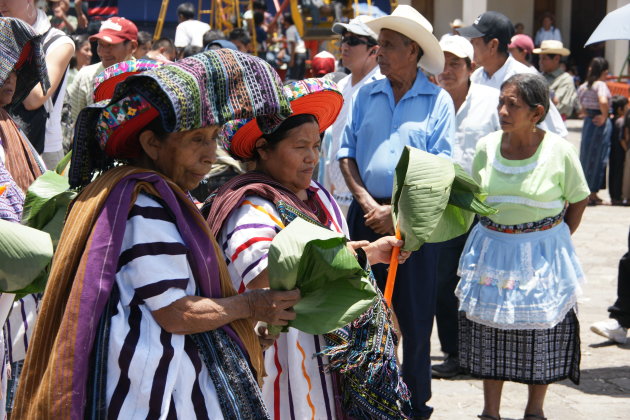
[532,125,537,133]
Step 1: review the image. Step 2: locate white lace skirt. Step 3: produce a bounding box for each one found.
[455,222,584,329]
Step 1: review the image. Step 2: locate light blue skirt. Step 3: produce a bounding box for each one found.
[456,222,585,329]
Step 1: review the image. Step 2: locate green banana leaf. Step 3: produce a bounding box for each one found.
[0,220,53,292]
[428,164,498,243]
[21,170,76,247]
[392,148,498,248]
[55,151,72,175]
[392,146,455,251]
[268,218,377,335]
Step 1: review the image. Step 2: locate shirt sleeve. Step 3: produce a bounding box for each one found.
[220,196,284,288]
[117,194,191,312]
[67,68,87,124]
[595,81,611,100]
[561,142,590,203]
[427,90,456,158]
[336,91,360,160]
[471,135,490,186]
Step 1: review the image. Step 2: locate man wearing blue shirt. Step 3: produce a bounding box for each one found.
[338,6,455,419]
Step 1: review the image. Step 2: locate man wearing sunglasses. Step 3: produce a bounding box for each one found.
[323,15,382,214]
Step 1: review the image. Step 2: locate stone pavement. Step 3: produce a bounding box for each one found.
[427,119,630,419]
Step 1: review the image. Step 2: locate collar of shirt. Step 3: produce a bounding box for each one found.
[33,9,52,35]
[371,69,438,109]
[481,55,515,85]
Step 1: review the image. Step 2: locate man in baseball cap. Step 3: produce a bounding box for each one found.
[457,11,568,138]
[433,35,501,381]
[67,17,139,129]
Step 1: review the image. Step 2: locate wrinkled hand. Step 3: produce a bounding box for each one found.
[363,236,411,265]
[255,322,280,351]
[245,288,300,325]
[592,114,606,127]
[364,204,394,235]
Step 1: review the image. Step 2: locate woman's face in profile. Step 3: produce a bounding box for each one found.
[0,71,17,107]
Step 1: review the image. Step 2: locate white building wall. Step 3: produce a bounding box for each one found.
[433,0,461,39]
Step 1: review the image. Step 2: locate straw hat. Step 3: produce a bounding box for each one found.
[450,18,464,28]
[533,40,570,56]
[365,5,444,74]
[220,78,343,160]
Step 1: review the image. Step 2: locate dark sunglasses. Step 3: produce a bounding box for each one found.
[341,36,370,46]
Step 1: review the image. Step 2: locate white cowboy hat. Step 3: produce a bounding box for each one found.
[366,5,444,74]
[532,40,571,56]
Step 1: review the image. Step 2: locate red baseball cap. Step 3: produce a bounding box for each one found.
[89,17,138,44]
[311,51,336,76]
[508,34,534,54]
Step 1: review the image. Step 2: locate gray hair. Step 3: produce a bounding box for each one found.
[501,73,550,123]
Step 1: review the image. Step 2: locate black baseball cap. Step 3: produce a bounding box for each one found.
[457,11,514,47]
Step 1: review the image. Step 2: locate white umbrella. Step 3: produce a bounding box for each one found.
[585,3,630,45]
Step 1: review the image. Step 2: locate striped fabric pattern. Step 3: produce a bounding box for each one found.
[107,193,223,419]
[220,180,348,420]
[13,167,263,419]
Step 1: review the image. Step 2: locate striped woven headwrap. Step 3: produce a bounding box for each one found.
[70,49,292,188]
[0,17,49,112]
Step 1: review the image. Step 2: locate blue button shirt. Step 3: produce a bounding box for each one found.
[337,70,456,198]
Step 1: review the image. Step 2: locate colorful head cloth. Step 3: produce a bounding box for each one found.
[220,78,343,160]
[0,17,49,111]
[70,49,292,188]
[92,59,162,102]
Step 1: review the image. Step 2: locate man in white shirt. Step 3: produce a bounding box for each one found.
[174,2,211,50]
[431,35,500,379]
[323,16,383,213]
[283,15,307,80]
[458,11,567,137]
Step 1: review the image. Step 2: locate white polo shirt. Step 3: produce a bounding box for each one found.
[471,55,568,138]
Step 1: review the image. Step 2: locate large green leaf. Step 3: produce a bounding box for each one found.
[392,149,498,246]
[392,146,455,251]
[21,170,76,246]
[0,220,53,292]
[268,218,377,335]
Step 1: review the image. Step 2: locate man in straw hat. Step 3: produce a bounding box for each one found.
[457,11,568,137]
[338,5,456,419]
[534,40,577,119]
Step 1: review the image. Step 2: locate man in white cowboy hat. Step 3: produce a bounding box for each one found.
[323,15,383,213]
[431,35,501,380]
[534,40,577,119]
[457,11,568,137]
[338,5,455,419]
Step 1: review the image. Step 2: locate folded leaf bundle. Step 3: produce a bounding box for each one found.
[0,219,53,292]
[392,146,497,251]
[267,218,377,335]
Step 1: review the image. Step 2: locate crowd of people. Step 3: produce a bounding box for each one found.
[0,1,628,420]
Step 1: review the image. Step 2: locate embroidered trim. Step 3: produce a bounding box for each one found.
[485,195,564,210]
[490,149,547,174]
[480,209,565,234]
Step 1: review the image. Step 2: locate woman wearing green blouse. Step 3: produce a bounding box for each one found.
[455,73,589,420]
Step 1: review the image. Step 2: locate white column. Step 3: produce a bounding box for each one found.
[605,0,630,78]
[463,0,487,26]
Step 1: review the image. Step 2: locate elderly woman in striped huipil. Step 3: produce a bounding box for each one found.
[13,50,301,420]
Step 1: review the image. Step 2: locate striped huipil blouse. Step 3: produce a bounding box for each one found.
[220,180,349,420]
[107,192,224,419]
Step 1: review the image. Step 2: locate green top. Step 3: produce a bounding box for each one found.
[472,130,589,225]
